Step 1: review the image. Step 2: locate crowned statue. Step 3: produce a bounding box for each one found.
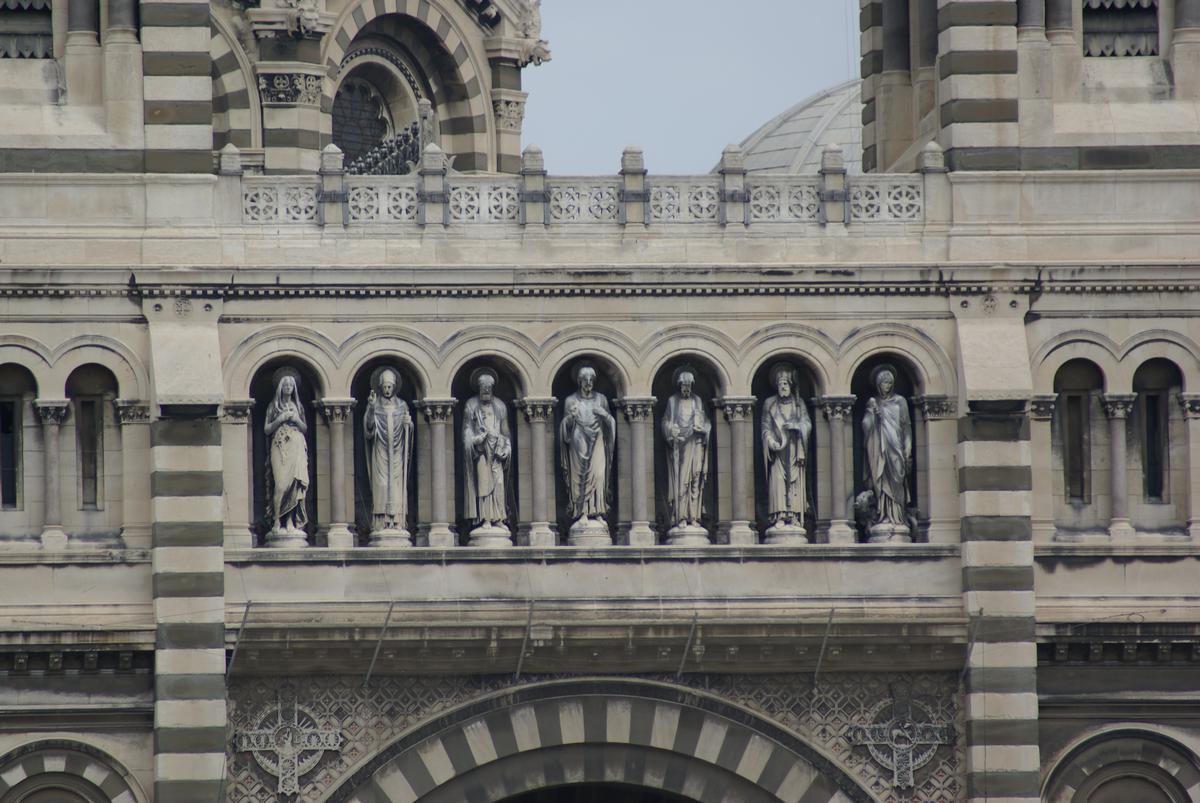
[861,365,913,542]
[264,368,310,547]
[662,368,711,544]
[363,367,414,546]
[462,368,513,547]
[760,363,811,543]
[559,364,616,545]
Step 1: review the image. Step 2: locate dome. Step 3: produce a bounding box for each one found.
[735,79,862,175]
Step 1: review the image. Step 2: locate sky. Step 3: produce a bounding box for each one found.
[521,1,860,175]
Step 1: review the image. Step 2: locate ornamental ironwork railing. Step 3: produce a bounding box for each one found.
[345,122,422,176]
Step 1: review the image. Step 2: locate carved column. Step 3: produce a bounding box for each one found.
[35,400,69,549]
[221,400,254,549]
[819,396,856,544]
[1029,395,1057,542]
[519,398,556,546]
[916,395,958,544]
[618,398,656,546]
[420,399,457,547]
[1103,394,1137,540]
[717,397,756,545]
[1179,394,1200,539]
[318,399,355,549]
[113,400,150,548]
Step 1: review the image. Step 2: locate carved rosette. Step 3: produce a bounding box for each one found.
[493,98,526,132]
[113,399,150,425]
[419,399,455,424]
[717,396,755,422]
[34,400,69,426]
[617,397,655,424]
[317,399,356,425]
[1028,395,1057,421]
[1102,393,1137,420]
[257,73,323,106]
[222,399,254,424]
[1179,393,1200,420]
[818,395,856,422]
[914,395,955,420]
[518,397,557,423]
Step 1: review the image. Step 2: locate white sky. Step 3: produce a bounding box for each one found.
[521,1,861,174]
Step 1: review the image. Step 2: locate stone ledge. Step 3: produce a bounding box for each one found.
[1035,543,1200,559]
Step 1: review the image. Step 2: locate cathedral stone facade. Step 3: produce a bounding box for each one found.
[1,1,1199,802]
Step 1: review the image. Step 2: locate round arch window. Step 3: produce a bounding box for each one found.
[2,772,106,803]
[331,76,393,163]
[1074,760,1190,803]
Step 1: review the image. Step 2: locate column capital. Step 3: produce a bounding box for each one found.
[418,398,457,423]
[113,399,150,425]
[518,397,557,423]
[914,394,955,420]
[34,399,69,425]
[1103,393,1137,419]
[221,399,254,424]
[1179,393,1200,419]
[816,395,856,421]
[317,397,356,424]
[1029,394,1057,421]
[616,396,655,422]
[716,396,756,421]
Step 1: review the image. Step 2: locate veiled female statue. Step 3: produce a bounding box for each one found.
[462,368,512,546]
[560,364,616,544]
[363,367,414,546]
[265,368,309,547]
[662,368,711,544]
[861,365,912,542]
[761,363,811,543]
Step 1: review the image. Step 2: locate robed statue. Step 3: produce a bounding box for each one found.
[363,367,414,546]
[265,368,309,547]
[662,368,711,544]
[861,366,912,542]
[462,368,512,546]
[560,364,616,545]
[761,363,811,543]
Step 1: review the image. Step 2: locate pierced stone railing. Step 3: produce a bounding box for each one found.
[545,178,622,223]
[850,176,924,222]
[345,176,420,223]
[242,177,321,223]
[446,177,522,223]
[645,177,723,223]
[745,177,823,223]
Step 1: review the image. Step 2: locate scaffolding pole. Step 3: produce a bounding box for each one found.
[363,600,395,687]
[513,600,536,681]
[225,601,254,682]
[676,612,699,679]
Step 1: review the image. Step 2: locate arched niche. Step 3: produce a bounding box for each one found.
[1043,729,1200,803]
[1131,358,1185,530]
[1052,358,1105,532]
[751,356,820,538]
[551,355,624,542]
[651,354,723,541]
[849,353,921,542]
[64,365,119,531]
[450,355,524,542]
[251,358,323,546]
[0,364,37,513]
[351,356,424,545]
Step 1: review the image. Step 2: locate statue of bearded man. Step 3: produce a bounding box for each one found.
[559,364,616,545]
[861,366,913,542]
[462,369,512,546]
[363,368,413,546]
[662,369,711,544]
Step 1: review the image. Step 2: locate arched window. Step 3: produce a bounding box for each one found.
[65,365,117,512]
[332,76,393,163]
[0,364,36,510]
[1053,359,1104,504]
[1132,359,1182,503]
[1043,731,1199,803]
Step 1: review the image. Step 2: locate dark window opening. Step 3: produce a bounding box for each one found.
[331,78,391,164]
[0,400,17,509]
[1143,393,1166,500]
[1083,0,1159,56]
[1064,393,1087,501]
[77,398,100,509]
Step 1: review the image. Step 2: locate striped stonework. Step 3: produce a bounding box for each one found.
[0,742,140,802]
[327,681,873,803]
[859,0,882,173]
[958,399,1040,803]
[151,416,226,803]
[937,0,1020,170]
[211,19,258,151]
[323,0,492,172]
[140,0,214,172]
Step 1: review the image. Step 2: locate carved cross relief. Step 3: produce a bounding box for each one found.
[850,682,954,789]
[235,689,343,796]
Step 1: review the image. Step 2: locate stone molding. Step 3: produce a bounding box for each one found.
[1179,393,1200,419]
[1102,393,1137,419]
[818,395,856,421]
[222,399,254,423]
[517,397,556,423]
[914,394,954,420]
[257,72,323,106]
[616,396,655,422]
[1029,394,1057,420]
[418,398,456,423]
[112,399,150,424]
[317,398,356,424]
[34,399,69,425]
[717,396,756,421]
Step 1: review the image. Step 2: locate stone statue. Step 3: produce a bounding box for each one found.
[560,364,616,545]
[862,366,912,542]
[363,367,414,546]
[265,368,309,547]
[662,368,711,544]
[761,363,811,543]
[462,368,512,547]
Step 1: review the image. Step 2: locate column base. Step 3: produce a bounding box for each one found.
[826,519,855,544]
[763,524,808,545]
[1108,518,1136,540]
[1188,522,1200,541]
[426,524,456,548]
[526,522,556,547]
[40,526,68,550]
[266,530,309,548]
[468,523,513,548]
[667,524,710,546]
[721,520,757,545]
[568,518,612,547]
[627,521,655,546]
[326,523,355,549]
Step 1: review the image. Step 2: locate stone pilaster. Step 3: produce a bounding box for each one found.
[140,0,211,171]
[718,397,757,545]
[957,399,1039,803]
[620,147,646,227]
[114,400,151,548]
[419,399,456,547]
[34,400,69,549]
[518,398,556,546]
[221,400,254,549]
[618,397,656,546]
[318,399,355,549]
[520,146,547,227]
[877,0,913,171]
[1103,394,1137,540]
[818,396,856,543]
[1179,394,1200,539]
[1028,395,1056,542]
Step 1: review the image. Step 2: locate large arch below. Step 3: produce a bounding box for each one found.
[321,679,872,803]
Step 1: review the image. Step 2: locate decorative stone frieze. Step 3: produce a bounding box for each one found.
[1179,393,1200,419]
[222,399,254,424]
[35,399,69,425]
[257,72,323,106]
[719,396,755,422]
[915,395,955,420]
[113,399,149,425]
[819,395,856,421]
[1029,394,1057,420]
[1102,393,1136,419]
[493,96,526,132]
[518,397,555,423]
